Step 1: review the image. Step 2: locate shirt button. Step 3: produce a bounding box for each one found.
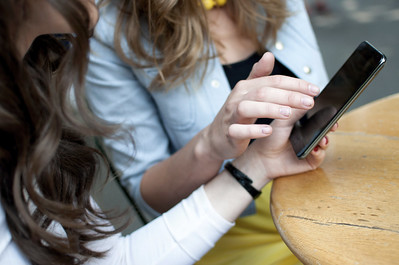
[275,41,284,50]
[211,80,220,88]
[303,66,312,74]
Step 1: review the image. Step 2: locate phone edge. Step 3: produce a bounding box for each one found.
[297,54,386,159]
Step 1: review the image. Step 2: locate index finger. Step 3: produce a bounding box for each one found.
[259,75,320,97]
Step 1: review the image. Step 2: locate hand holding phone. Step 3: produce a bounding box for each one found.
[290,41,386,159]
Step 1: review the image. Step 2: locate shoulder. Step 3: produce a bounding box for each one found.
[268,0,329,87]
[285,0,317,44]
[92,2,154,64]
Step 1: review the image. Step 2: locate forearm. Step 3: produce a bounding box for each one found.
[204,149,269,222]
[141,127,224,213]
[94,187,234,265]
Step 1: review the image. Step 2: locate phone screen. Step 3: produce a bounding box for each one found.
[290,41,386,159]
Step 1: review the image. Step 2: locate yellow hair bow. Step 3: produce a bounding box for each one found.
[202,0,227,10]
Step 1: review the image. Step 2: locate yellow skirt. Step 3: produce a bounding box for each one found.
[196,182,302,265]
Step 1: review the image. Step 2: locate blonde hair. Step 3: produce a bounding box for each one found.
[112,0,289,90]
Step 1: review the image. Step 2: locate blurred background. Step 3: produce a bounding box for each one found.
[307,0,399,110]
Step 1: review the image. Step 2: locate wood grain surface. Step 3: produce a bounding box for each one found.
[271,93,399,265]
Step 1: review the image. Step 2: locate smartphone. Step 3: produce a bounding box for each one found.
[289,41,386,159]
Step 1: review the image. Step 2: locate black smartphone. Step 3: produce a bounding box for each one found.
[290,41,386,159]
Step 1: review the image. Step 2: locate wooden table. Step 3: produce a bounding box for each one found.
[271,93,399,265]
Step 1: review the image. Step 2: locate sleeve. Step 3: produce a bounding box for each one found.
[85,31,169,220]
[87,186,234,265]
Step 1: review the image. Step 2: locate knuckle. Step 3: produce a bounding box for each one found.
[224,95,239,114]
[236,101,247,117]
[224,101,235,114]
[255,87,267,101]
[286,92,298,105]
[264,103,275,116]
[297,79,306,91]
[269,75,282,86]
[234,80,248,94]
[249,126,258,137]
[227,125,235,139]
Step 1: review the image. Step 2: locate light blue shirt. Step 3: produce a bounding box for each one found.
[86,0,329,221]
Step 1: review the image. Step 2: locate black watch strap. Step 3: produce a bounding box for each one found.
[224,162,262,199]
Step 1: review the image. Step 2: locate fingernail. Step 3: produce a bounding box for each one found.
[262,127,272,134]
[309,84,320,95]
[324,136,329,145]
[301,96,313,107]
[313,146,319,152]
[279,107,291,117]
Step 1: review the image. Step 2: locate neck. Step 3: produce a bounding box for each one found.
[207,8,257,64]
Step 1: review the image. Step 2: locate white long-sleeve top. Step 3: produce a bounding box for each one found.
[0,186,234,264]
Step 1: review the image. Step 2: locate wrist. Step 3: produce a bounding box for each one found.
[194,126,224,163]
[224,162,262,199]
[232,150,271,191]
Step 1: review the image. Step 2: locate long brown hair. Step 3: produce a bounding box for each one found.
[0,1,120,264]
[112,0,289,90]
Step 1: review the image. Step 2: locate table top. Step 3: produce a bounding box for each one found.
[271,93,399,265]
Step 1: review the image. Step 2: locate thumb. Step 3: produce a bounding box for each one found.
[247,52,275,79]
